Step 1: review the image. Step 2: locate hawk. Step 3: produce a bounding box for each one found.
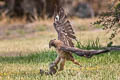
[49,8,110,71]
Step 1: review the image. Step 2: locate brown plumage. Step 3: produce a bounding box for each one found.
[49,39,80,71]
[49,8,110,71]
[53,8,76,47]
[49,8,82,71]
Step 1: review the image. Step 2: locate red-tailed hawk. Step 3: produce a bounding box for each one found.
[49,8,109,71]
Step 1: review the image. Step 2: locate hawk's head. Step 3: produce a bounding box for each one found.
[49,39,56,48]
[49,39,64,48]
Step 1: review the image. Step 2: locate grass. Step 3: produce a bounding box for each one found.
[76,37,101,50]
[0,18,120,80]
[0,40,120,80]
[0,50,120,80]
[1,30,120,57]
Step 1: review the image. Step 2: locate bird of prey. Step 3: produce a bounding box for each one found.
[49,8,110,71]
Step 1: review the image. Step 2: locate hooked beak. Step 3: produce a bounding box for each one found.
[49,43,52,48]
[49,39,56,48]
[49,40,53,48]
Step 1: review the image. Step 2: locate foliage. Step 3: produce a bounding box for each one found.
[94,2,120,42]
[94,2,120,46]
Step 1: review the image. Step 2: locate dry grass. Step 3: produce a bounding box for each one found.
[0,18,100,56]
[0,29,120,57]
[0,31,56,56]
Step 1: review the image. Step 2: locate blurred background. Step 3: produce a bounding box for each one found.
[0,0,117,20]
[0,0,119,56]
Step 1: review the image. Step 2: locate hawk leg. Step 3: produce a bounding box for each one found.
[70,58,82,67]
[59,58,66,71]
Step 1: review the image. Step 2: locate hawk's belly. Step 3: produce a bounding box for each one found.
[57,49,73,60]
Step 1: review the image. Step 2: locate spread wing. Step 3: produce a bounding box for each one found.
[60,46,110,58]
[53,8,76,47]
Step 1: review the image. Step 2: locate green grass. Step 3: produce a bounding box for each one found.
[0,29,120,80]
[76,38,101,50]
[0,44,120,80]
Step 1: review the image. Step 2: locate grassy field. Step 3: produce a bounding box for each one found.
[0,49,120,80]
[0,19,120,80]
[0,30,120,56]
[0,36,120,80]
